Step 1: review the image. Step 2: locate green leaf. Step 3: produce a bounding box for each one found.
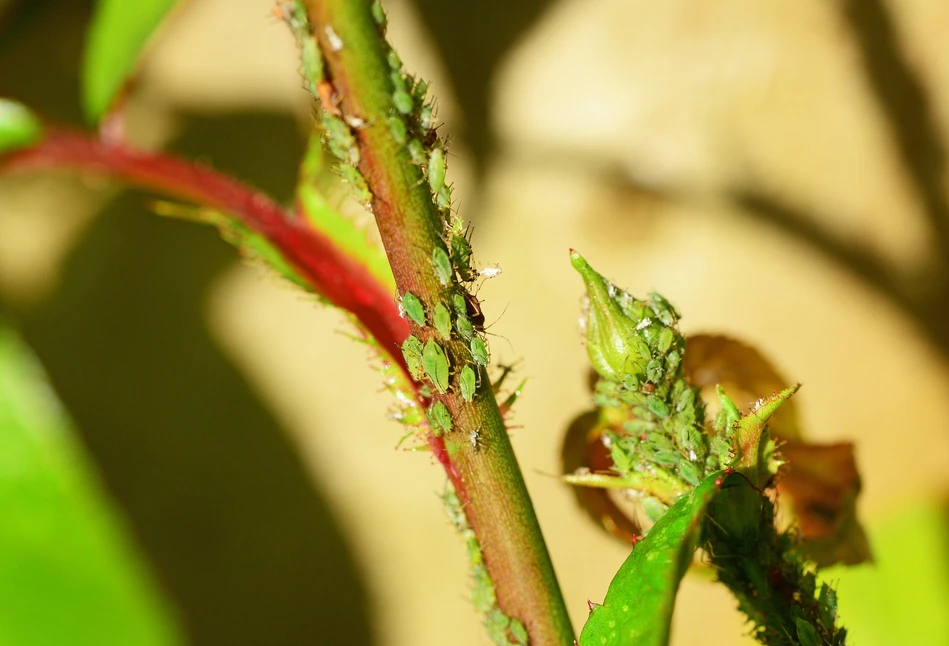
[579,471,733,646]
[0,99,42,154]
[82,0,180,122]
[298,182,396,293]
[822,503,949,646]
[0,322,182,646]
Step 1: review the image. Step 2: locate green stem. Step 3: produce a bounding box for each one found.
[300,1,574,643]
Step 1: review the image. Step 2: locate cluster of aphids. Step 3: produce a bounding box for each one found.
[593,294,715,487]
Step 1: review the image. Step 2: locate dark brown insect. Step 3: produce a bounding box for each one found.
[464,290,485,329]
[641,382,656,394]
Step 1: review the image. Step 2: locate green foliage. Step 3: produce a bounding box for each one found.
[0,99,42,154]
[0,324,182,646]
[704,479,847,645]
[580,472,734,646]
[82,0,179,121]
[823,504,949,645]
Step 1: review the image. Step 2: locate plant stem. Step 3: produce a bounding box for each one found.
[0,129,409,363]
[301,0,574,642]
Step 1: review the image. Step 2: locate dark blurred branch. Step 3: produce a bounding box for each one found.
[842,0,949,265]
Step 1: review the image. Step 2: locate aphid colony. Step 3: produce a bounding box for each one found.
[279,0,494,440]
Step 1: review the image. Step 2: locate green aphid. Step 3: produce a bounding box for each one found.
[658,327,675,354]
[393,90,413,115]
[321,113,354,151]
[338,164,370,203]
[652,449,680,467]
[450,234,475,280]
[428,400,452,434]
[452,292,466,315]
[432,246,452,286]
[646,358,663,383]
[676,386,695,412]
[371,1,386,25]
[469,337,489,366]
[460,365,477,402]
[413,80,428,105]
[419,104,434,131]
[401,335,423,380]
[646,393,670,418]
[422,340,450,393]
[402,291,425,326]
[407,139,426,165]
[623,419,656,434]
[455,314,474,341]
[509,618,529,645]
[433,303,452,340]
[649,292,679,326]
[388,115,407,145]
[666,349,681,370]
[301,38,323,89]
[389,70,408,93]
[646,432,673,451]
[387,50,402,71]
[677,459,700,486]
[609,441,631,474]
[436,185,451,210]
[428,146,446,194]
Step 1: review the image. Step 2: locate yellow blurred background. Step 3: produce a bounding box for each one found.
[1,0,949,644]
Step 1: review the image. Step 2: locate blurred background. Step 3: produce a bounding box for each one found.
[1,0,949,644]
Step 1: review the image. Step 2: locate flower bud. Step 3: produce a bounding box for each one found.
[571,250,650,382]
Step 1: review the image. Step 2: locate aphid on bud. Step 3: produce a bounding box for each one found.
[387,50,402,70]
[460,365,477,402]
[470,337,489,366]
[433,303,452,340]
[402,292,425,326]
[432,247,452,286]
[422,340,450,393]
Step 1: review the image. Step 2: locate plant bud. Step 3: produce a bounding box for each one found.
[571,250,650,382]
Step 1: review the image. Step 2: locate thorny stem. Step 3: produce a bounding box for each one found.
[301,0,574,642]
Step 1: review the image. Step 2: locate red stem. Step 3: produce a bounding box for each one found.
[0,128,464,488]
[2,130,406,358]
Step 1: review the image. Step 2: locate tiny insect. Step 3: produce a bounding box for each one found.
[422,340,450,393]
[433,303,452,340]
[432,247,452,286]
[470,337,489,366]
[463,290,485,329]
[428,146,446,194]
[401,335,423,380]
[459,365,477,402]
[428,401,452,434]
[402,292,425,326]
